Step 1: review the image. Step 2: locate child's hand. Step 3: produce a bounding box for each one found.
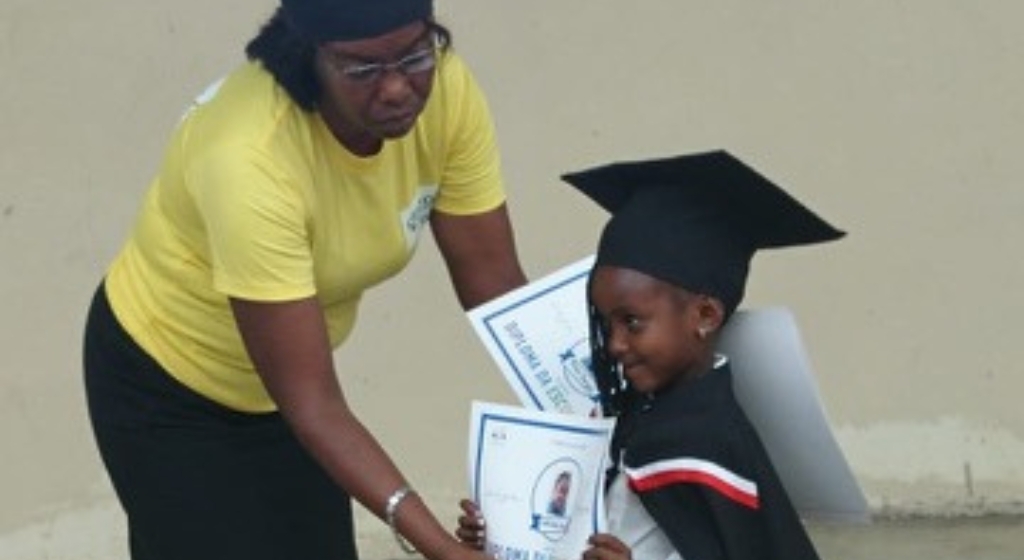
[455,498,487,550]
[582,533,632,560]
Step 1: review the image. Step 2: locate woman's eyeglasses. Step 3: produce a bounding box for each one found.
[327,46,437,85]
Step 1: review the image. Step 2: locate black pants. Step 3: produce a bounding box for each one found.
[83,283,358,560]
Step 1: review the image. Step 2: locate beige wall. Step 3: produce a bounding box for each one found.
[2,0,1022,557]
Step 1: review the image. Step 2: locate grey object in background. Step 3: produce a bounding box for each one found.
[718,307,870,524]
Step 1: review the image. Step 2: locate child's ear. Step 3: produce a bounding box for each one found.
[695,296,726,336]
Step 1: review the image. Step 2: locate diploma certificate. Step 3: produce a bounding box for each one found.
[469,401,615,560]
[467,256,599,416]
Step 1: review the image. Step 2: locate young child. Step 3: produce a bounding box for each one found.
[458,150,842,560]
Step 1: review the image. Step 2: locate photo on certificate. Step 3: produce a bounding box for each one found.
[468,401,614,560]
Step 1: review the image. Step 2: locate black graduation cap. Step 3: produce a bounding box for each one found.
[562,150,845,317]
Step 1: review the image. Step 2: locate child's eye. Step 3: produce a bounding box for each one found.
[624,316,643,333]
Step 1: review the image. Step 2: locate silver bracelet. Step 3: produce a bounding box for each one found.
[385,485,418,554]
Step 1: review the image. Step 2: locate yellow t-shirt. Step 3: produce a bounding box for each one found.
[105,53,505,412]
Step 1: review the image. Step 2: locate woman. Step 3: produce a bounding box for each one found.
[83,1,526,559]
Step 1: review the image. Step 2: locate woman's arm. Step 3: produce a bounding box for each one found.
[431,202,527,310]
[231,296,480,560]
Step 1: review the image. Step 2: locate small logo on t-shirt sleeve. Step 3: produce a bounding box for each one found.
[179,76,226,121]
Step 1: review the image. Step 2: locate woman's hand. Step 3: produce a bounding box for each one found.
[454,498,487,550]
[582,533,631,560]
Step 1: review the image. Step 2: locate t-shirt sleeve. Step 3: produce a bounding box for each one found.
[433,53,507,215]
[187,144,316,302]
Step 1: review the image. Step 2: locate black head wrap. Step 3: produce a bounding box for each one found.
[281,0,433,43]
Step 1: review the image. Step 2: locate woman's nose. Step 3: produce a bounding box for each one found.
[376,70,414,104]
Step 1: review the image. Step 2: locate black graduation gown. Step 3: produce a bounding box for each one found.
[611,364,821,560]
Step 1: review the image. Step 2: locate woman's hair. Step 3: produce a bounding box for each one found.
[245,7,454,111]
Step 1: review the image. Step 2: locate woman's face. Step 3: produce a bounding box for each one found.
[589,265,716,394]
[315,21,436,153]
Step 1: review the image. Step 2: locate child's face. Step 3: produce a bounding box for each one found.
[590,265,715,394]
